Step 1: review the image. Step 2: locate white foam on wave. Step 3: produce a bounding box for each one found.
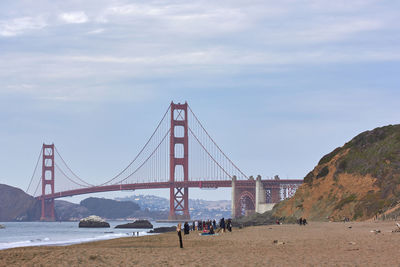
[0,231,150,250]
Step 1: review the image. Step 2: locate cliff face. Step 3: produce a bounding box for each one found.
[273,124,400,221]
[0,184,41,221]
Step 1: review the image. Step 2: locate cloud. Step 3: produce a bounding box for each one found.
[87,28,104,34]
[59,11,89,24]
[0,0,399,103]
[0,16,47,37]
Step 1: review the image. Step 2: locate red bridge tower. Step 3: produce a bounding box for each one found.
[40,143,55,221]
[169,102,190,220]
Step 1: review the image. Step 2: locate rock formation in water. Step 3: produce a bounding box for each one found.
[148,226,176,233]
[79,215,110,228]
[273,124,400,221]
[115,220,153,229]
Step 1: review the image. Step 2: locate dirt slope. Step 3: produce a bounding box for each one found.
[273,124,400,221]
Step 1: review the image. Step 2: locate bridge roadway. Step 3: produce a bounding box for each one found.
[36,179,303,200]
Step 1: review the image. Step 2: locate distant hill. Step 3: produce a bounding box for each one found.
[116,194,232,219]
[80,197,140,219]
[55,200,90,221]
[273,124,400,221]
[0,183,230,221]
[0,184,41,221]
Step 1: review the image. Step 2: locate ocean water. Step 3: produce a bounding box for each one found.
[0,221,176,250]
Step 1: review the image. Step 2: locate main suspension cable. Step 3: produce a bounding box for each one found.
[26,148,43,193]
[115,128,171,184]
[54,146,94,187]
[188,105,248,178]
[97,103,171,186]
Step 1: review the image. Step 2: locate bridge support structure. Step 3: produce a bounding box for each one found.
[169,102,190,220]
[231,177,256,218]
[40,143,55,221]
[232,176,302,218]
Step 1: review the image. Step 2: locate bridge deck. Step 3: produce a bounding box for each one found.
[37,179,303,200]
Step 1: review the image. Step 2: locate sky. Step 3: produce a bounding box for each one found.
[0,0,399,202]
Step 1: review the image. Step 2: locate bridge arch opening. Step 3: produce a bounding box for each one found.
[174,126,184,138]
[174,165,184,181]
[174,143,184,158]
[237,191,255,216]
[173,109,185,120]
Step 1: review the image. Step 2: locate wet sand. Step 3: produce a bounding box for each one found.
[0,221,399,266]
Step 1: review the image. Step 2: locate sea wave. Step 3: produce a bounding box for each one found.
[0,231,148,250]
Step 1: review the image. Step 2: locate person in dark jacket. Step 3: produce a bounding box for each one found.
[219,217,225,233]
[227,218,232,232]
[184,222,190,235]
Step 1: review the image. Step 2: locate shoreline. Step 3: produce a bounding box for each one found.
[1,221,399,266]
[0,220,175,251]
[0,231,152,251]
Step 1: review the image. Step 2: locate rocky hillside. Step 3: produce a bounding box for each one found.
[0,184,41,221]
[273,124,400,221]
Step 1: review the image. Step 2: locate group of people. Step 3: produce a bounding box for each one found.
[298,217,307,225]
[177,217,233,248]
[181,218,233,234]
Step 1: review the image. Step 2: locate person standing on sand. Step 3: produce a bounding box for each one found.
[219,217,225,233]
[227,218,232,232]
[184,222,190,235]
[177,223,183,248]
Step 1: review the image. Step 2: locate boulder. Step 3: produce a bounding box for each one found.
[115,219,153,229]
[148,226,176,233]
[79,215,110,228]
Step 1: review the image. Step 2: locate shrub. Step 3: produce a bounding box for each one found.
[318,147,342,165]
[316,166,329,179]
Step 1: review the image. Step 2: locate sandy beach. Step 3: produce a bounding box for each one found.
[0,221,399,266]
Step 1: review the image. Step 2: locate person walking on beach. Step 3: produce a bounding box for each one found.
[177,223,183,248]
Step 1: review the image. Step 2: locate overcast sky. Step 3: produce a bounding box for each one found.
[0,0,399,202]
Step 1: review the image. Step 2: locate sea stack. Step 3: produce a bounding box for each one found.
[79,215,110,228]
[115,219,153,229]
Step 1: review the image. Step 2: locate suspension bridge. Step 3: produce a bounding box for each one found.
[26,102,302,221]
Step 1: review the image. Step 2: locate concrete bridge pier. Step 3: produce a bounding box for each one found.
[231,175,236,218]
[255,175,275,214]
